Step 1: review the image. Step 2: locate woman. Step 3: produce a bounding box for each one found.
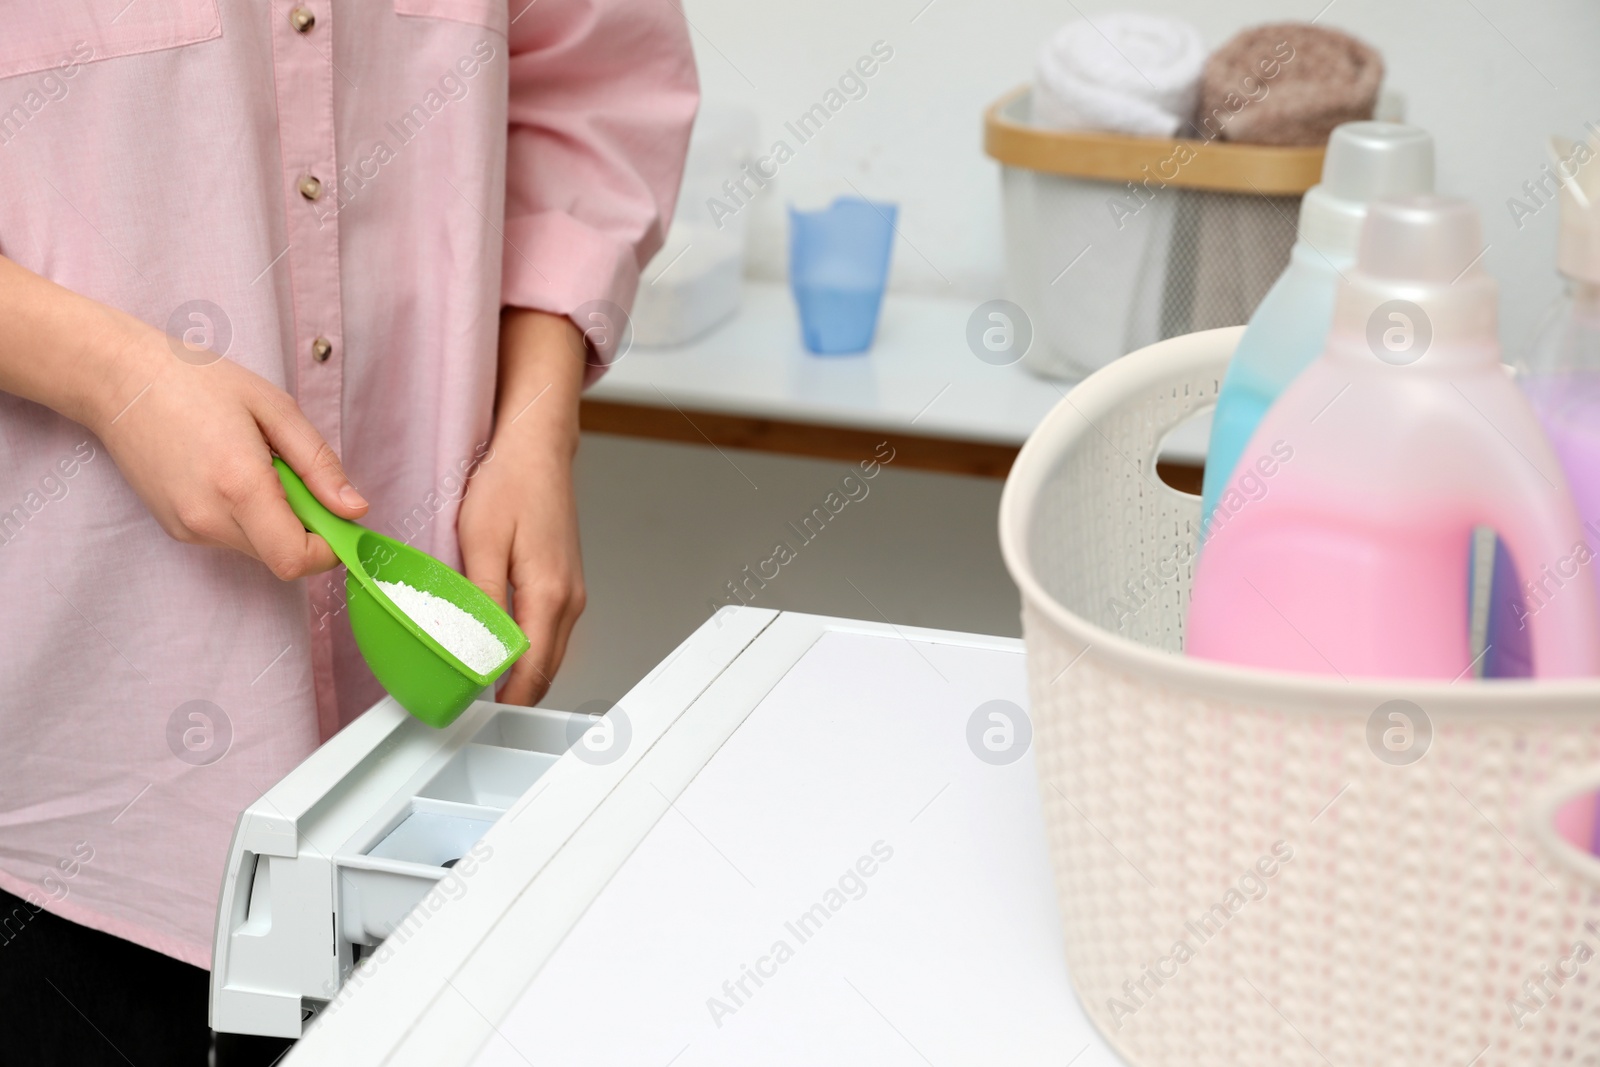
[0,2,697,1061]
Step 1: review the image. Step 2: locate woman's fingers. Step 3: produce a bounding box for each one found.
[496,641,549,706]
[460,510,514,612]
[508,585,566,710]
[459,511,544,700]
[463,526,575,707]
[232,471,341,578]
[502,543,585,706]
[252,383,369,520]
[542,576,586,688]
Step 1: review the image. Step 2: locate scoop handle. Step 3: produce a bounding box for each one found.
[273,457,367,567]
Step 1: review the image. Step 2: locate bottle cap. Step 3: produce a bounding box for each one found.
[1358,196,1484,284]
[1330,195,1498,367]
[1298,122,1435,257]
[1555,130,1600,284]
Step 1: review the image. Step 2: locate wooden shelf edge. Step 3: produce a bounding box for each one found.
[580,398,1206,489]
[580,399,1020,478]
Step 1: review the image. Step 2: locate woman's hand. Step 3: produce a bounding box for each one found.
[459,308,588,706]
[0,255,367,579]
[93,331,369,578]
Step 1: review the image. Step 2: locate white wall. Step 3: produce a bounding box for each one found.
[681,0,1600,355]
[546,436,1017,710]
[552,1,1600,706]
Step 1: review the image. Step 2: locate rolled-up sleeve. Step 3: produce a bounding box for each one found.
[503,0,699,379]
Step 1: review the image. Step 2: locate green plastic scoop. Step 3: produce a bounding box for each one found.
[274,458,528,728]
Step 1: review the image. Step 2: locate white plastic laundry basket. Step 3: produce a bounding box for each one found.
[999,326,1600,1066]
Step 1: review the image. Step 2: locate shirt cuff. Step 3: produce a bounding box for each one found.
[500,211,641,385]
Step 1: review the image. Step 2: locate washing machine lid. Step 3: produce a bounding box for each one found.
[287,607,1118,1067]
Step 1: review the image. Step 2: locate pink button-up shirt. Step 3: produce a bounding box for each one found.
[0,0,695,967]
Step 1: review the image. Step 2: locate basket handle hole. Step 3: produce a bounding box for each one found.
[1555,789,1600,855]
[1154,406,1212,496]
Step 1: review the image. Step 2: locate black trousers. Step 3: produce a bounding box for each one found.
[0,888,294,1066]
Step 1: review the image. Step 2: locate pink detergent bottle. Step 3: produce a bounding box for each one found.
[1187,196,1600,680]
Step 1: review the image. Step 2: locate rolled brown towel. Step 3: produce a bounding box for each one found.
[1196,23,1382,147]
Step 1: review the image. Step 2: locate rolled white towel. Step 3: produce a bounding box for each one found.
[1033,13,1205,137]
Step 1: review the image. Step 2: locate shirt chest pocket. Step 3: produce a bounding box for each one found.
[0,0,221,81]
[394,0,507,34]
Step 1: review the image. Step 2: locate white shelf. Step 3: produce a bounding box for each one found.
[592,282,1210,463]
[593,282,1064,447]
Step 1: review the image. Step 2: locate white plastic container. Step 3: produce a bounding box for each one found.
[632,106,758,347]
[999,326,1600,1066]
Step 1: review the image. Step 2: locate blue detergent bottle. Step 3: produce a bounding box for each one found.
[1200,122,1435,527]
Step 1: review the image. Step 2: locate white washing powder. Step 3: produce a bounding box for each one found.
[377,579,510,675]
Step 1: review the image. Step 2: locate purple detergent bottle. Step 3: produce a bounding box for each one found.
[1500,131,1600,851]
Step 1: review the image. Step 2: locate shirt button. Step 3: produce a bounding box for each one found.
[311,338,333,363]
[289,6,315,33]
[298,175,323,201]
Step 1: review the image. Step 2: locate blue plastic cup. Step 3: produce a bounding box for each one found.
[788,197,897,355]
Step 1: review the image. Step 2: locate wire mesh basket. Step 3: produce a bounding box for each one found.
[998,326,1600,1066]
[985,88,1322,381]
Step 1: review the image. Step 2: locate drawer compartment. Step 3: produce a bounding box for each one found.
[417,744,558,810]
